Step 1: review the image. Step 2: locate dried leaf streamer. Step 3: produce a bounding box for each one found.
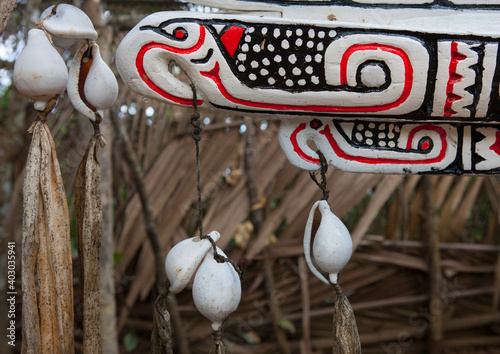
[152,282,173,354]
[332,284,361,354]
[75,130,104,354]
[213,329,228,354]
[22,121,74,354]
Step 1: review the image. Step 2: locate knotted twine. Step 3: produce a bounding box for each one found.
[309,150,361,354]
[189,85,241,273]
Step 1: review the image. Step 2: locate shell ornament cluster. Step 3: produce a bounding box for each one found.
[165,231,242,331]
[13,4,118,120]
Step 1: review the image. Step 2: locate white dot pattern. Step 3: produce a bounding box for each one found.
[352,121,402,148]
[230,23,337,90]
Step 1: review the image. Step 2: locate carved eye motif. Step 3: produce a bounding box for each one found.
[358,62,389,89]
[173,27,188,40]
[310,119,323,130]
[418,136,433,151]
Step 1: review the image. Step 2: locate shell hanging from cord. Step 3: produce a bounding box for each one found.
[40,4,97,48]
[165,231,241,331]
[192,246,241,331]
[304,200,353,285]
[165,230,221,294]
[67,42,119,121]
[13,29,68,112]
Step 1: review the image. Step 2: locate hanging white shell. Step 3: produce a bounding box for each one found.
[40,4,97,48]
[83,45,119,110]
[165,231,220,294]
[192,246,241,331]
[67,42,118,121]
[304,200,353,285]
[13,29,68,111]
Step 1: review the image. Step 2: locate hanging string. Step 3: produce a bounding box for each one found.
[190,84,204,238]
[35,2,60,47]
[189,85,242,278]
[309,149,330,201]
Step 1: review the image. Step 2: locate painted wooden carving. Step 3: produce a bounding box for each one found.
[116,0,500,174]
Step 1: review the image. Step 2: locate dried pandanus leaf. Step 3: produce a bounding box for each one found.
[152,281,173,354]
[213,329,228,354]
[332,284,361,354]
[75,129,106,354]
[22,121,74,354]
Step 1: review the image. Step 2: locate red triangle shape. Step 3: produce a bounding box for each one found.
[220,26,245,58]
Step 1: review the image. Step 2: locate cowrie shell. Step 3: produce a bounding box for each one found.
[192,246,241,331]
[67,43,118,120]
[165,231,220,294]
[13,29,68,111]
[40,4,97,48]
[304,200,353,284]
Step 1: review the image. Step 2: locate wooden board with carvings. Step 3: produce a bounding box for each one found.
[117,0,500,174]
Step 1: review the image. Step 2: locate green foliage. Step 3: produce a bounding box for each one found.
[119,186,128,201]
[59,123,68,135]
[1,87,10,109]
[278,318,296,334]
[113,252,123,266]
[123,332,138,352]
